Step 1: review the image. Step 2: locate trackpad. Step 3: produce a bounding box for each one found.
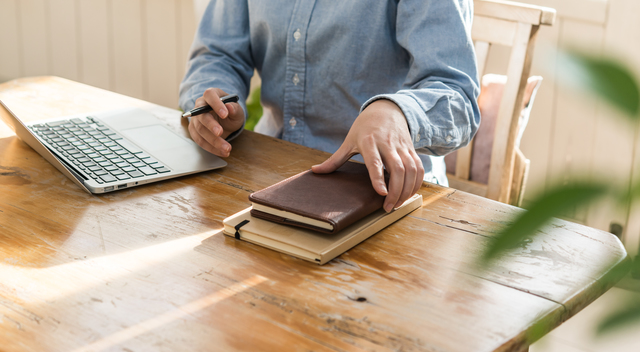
[121,125,201,171]
[121,125,191,152]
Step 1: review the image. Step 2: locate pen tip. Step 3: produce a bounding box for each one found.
[181,112,190,118]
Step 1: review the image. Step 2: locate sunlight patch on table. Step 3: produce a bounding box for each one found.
[71,275,268,352]
[0,229,224,301]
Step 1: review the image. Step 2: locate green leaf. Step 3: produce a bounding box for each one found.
[245,87,263,131]
[597,299,640,335]
[481,183,609,264]
[558,51,640,118]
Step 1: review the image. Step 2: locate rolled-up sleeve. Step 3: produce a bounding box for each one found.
[361,0,480,156]
[179,0,255,140]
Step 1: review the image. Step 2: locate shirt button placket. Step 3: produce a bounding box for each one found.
[282,1,315,146]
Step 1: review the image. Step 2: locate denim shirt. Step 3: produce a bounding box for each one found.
[179,0,480,185]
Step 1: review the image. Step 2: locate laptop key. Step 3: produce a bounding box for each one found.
[77,157,90,163]
[143,157,159,165]
[98,161,112,167]
[155,167,171,173]
[46,120,69,127]
[100,174,117,183]
[94,170,108,176]
[70,118,84,124]
[105,165,119,172]
[121,166,136,173]
[128,171,144,178]
[111,169,124,176]
[138,166,157,176]
[150,163,166,169]
[116,174,131,181]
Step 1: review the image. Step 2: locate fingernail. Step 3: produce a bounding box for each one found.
[218,108,227,118]
[223,144,231,153]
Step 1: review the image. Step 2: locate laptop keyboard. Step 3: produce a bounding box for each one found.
[29,116,171,184]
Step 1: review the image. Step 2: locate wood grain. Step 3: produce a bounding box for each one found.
[0,77,628,351]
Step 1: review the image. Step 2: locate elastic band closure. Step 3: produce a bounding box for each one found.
[234,220,250,239]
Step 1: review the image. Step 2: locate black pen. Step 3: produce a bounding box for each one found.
[181,94,240,118]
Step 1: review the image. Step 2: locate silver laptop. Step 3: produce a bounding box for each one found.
[0,100,226,194]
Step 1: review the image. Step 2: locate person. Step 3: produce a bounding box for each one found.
[179,0,480,213]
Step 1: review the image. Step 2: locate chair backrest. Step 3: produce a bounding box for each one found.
[447,0,555,204]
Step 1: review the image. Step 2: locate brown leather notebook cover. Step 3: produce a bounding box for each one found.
[248,162,386,234]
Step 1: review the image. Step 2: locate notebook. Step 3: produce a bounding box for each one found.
[0,100,226,194]
[223,193,422,264]
[248,162,387,234]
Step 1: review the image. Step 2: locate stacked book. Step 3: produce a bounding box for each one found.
[222,162,422,264]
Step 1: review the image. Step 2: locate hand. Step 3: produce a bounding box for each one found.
[188,88,244,157]
[312,99,424,212]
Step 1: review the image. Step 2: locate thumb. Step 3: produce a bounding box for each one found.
[312,144,353,174]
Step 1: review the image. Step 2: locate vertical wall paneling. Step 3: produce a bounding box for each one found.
[0,0,23,82]
[111,0,145,100]
[547,20,605,223]
[78,0,112,90]
[48,0,79,81]
[144,0,179,108]
[604,0,640,251]
[19,0,51,77]
[519,23,561,204]
[178,0,197,90]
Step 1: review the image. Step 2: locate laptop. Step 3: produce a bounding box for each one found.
[0,100,227,194]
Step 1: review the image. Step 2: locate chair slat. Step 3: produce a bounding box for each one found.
[474,0,556,26]
[486,22,536,202]
[474,41,490,78]
[472,15,518,47]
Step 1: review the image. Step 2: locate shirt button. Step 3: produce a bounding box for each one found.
[292,73,300,85]
[416,134,421,142]
[446,135,453,142]
[293,29,301,41]
[289,117,297,127]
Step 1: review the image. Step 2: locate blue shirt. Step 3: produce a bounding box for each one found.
[179,0,480,185]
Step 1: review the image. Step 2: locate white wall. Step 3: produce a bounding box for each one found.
[2,0,640,252]
[0,0,197,109]
[498,0,640,253]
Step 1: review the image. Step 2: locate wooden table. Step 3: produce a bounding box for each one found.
[0,77,628,352]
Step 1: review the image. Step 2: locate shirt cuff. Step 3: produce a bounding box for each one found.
[361,93,463,156]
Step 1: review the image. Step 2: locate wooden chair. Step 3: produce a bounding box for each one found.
[446,0,555,206]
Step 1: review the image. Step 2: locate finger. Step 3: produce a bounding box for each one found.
[188,120,216,154]
[412,152,424,195]
[190,117,232,157]
[381,152,404,212]
[194,96,207,108]
[203,88,229,119]
[359,139,388,197]
[394,151,419,209]
[311,143,354,174]
[197,113,224,137]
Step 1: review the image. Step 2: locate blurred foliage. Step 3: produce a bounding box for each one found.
[245,87,263,131]
[479,50,640,341]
